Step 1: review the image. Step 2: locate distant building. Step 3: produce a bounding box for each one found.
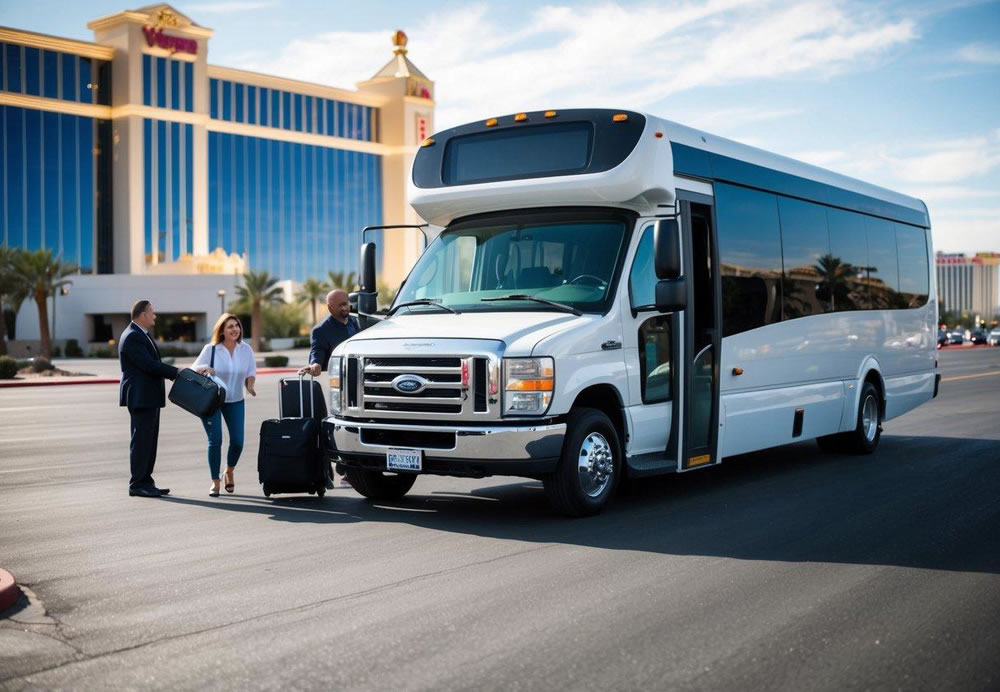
[936,252,1000,318]
[0,4,432,350]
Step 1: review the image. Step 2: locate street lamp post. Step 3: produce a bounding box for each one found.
[52,286,70,357]
[217,289,226,316]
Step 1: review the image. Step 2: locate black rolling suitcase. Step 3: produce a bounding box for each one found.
[257,373,326,498]
[279,376,327,420]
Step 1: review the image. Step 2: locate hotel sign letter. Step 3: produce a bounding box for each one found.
[143,26,198,55]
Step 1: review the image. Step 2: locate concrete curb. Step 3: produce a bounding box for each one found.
[0,568,19,613]
[0,367,302,389]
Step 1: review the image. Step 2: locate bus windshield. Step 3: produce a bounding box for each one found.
[392,213,630,315]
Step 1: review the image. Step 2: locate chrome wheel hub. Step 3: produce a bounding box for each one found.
[862,394,878,442]
[577,432,614,497]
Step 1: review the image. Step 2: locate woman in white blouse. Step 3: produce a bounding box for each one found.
[193,313,257,497]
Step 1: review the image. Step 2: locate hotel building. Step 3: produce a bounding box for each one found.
[936,252,1000,319]
[0,4,433,349]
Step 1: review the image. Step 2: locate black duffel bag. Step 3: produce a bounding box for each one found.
[169,368,226,418]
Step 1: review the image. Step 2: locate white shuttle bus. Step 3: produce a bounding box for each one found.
[323,108,938,516]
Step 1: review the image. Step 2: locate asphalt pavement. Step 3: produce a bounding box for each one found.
[1,347,998,690]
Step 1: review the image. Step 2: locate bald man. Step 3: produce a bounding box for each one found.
[301,289,360,378]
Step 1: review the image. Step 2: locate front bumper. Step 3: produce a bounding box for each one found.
[323,418,566,478]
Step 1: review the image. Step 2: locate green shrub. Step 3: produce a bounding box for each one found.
[294,337,311,348]
[91,347,115,358]
[65,339,83,357]
[263,355,289,367]
[15,359,30,369]
[30,357,53,372]
[0,356,17,379]
[158,345,191,357]
[51,346,61,358]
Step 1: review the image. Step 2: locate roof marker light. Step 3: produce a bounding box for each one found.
[514,113,528,122]
[544,110,557,118]
[420,137,435,147]
[485,118,498,127]
[654,131,664,138]
[612,113,628,122]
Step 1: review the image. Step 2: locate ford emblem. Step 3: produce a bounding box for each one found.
[391,374,428,394]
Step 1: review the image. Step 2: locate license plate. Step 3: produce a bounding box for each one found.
[387,447,422,472]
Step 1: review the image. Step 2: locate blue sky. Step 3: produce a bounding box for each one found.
[2,0,998,253]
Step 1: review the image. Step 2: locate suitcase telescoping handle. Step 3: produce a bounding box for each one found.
[298,371,316,420]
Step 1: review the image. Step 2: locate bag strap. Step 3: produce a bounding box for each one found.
[210,344,216,369]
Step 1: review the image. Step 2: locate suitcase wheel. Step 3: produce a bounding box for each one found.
[317,485,326,498]
[262,484,272,498]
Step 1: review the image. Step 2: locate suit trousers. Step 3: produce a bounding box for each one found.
[129,407,161,490]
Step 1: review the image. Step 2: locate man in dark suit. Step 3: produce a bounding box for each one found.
[300,289,361,487]
[119,300,179,497]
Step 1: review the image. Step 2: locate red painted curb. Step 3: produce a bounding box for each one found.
[0,568,19,613]
[0,367,303,388]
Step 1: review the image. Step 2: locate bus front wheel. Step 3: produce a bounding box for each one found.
[544,408,621,517]
[817,381,882,455]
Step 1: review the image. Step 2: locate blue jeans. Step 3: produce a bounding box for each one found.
[201,400,245,480]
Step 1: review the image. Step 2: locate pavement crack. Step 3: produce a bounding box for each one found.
[1,542,556,684]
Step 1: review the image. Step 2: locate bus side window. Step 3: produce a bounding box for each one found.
[629,226,672,404]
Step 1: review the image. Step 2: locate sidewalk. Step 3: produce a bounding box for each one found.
[0,348,311,388]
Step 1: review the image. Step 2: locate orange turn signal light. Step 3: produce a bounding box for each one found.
[514,113,528,122]
[485,118,498,127]
[506,379,554,392]
[544,110,557,118]
[420,137,435,147]
[612,113,628,122]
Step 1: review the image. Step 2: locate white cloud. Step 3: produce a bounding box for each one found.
[958,43,1000,64]
[242,0,918,129]
[888,134,1000,184]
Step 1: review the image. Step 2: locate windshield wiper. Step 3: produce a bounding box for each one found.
[481,294,582,316]
[387,299,460,316]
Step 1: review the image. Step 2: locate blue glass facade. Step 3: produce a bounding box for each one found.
[142,55,194,111]
[209,78,376,141]
[208,131,382,282]
[143,118,195,263]
[1,41,109,105]
[1,105,98,272]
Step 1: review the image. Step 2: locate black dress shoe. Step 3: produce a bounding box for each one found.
[129,487,160,498]
[155,487,170,496]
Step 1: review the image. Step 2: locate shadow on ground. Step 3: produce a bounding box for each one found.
[163,433,1000,575]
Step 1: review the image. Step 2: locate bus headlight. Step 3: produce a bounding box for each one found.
[503,357,554,415]
[328,356,342,415]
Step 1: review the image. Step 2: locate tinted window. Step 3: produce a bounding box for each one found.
[5,44,22,93]
[442,122,594,185]
[629,225,656,309]
[826,208,869,311]
[778,196,831,317]
[895,224,929,308]
[716,183,783,336]
[639,315,672,403]
[865,216,901,309]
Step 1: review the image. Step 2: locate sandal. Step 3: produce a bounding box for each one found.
[224,468,235,494]
[209,482,220,497]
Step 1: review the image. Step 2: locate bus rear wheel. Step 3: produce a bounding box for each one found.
[817,381,882,455]
[344,468,417,501]
[544,408,621,517]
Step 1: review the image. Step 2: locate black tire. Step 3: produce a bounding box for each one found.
[543,408,621,517]
[344,467,417,501]
[841,381,882,455]
[262,484,272,498]
[816,381,883,455]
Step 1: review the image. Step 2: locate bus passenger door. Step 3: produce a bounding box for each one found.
[679,197,722,470]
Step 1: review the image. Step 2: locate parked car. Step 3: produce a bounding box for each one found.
[988,328,1000,346]
[970,329,989,345]
[948,330,966,345]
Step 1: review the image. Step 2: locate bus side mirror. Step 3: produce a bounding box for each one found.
[655,278,687,313]
[348,292,359,314]
[654,218,681,280]
[358,242,378,322]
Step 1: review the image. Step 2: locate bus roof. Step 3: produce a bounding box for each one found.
[656,116,929,228]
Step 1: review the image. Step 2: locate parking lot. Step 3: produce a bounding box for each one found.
[1,346,999,690]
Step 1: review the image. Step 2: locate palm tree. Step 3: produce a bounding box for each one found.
[0,247,23,356]
[296,277,329,326]
[327,269,357,293]
[234,270,285,352]
[814,254,856,311]
[12,249,77,359]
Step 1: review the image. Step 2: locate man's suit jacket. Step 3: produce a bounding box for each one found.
[118,323,179,409]
[308,315,360,373]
